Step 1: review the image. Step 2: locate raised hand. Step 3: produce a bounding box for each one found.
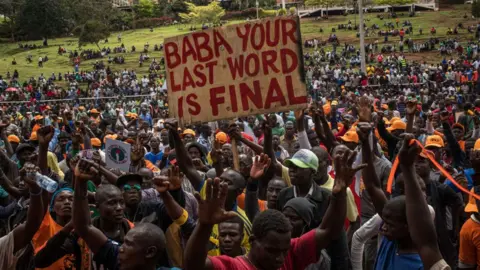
[165,118,178,131]
[21,162,40,188]
[406,99,417,116]
[294,109,305,123]
[398,133,421,168]
[77,121,86,135]
[357,96,372,122]
[312,105,326,120]
[167,165,183,189]
[74,158,99,182]
[262,121,272,137]
[250,154,271,180]
[440,111,450,122]
[356,122,372,143]
[37,126,55,145]
[333,149,366,193]
[152,175,171,193]
[192,158,207,171]
[210,140,223,165]
[194,178,237,225]
[227,124,242,141]
[426,112,433,122]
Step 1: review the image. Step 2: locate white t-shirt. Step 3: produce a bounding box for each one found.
[0,231,18,270]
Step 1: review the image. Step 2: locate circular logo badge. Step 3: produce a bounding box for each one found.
[107,144,128,164]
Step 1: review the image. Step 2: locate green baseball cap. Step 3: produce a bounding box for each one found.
[284,149,319,172]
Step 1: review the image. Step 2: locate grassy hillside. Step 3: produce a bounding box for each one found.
[0,4,475,82]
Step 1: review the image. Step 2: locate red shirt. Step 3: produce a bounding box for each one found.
[209,230,317,270]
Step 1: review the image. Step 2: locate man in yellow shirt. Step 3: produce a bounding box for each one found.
[164,118,252,257]
[198,169,252,256]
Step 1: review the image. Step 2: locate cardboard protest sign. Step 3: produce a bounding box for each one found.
[164,16,308,125]
[105,138,131,172]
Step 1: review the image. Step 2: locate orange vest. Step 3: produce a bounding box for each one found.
[33,212,91,270]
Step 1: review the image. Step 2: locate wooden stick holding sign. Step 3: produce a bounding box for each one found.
[228,122,241,171]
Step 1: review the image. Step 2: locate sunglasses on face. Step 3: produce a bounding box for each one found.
[123,184,141,191]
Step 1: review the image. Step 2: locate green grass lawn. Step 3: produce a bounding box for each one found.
[0,4,476,83]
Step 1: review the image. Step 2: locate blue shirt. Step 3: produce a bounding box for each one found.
[375,237,423,270]
[140,113,153,127]
[144,151,163,165]
[446,168,474,193]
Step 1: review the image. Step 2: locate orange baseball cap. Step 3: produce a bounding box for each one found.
[7,135,20,143]
[425,135,445,148]
[340,131,359,143]
[181,129,196,138]
[30,132,38,141]
[34,115,44,121]
[389,117,401,125]
[91,138,102,147]
[474,138,480,151]
[387,121,406,131]
[126,113,138,119]
[90,109,100,114]
[215,132,228,144]
[103,134,118,143]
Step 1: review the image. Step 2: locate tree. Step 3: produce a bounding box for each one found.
[134,0,155,18]
[258,0,277,8]
[179,2,225,25]
[473,0,480,18]
[171,0,188,16]
[374,0,416,13]
[304,0,341,17]
[0,0,25,41]
[16,0,71,39]
[77,20,110,49]
[69,0,116,47]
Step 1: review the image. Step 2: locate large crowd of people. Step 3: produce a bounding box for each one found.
[2,12,480,270]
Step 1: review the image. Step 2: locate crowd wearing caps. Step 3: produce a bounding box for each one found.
[4,13,480,270]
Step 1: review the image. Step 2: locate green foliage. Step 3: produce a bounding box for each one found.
[374,0,415,6]
[134,0,155,18]
[171,0,189,15]
[153,0,174,17]
[258,0,277,8]
[259,8,277,17]
[304,0,340,7]
[289,7,297,15]
[179,2,225,25]
[473,0,480,17]
[278,8,287,15]
[15,0,71,39]
[77,20,110,48]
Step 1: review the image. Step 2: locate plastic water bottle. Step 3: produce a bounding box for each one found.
[29,173,58,193]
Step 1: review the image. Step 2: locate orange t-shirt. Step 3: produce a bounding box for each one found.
[237,192,267,212]
[33,212,91,270]
[459,216,480,269]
